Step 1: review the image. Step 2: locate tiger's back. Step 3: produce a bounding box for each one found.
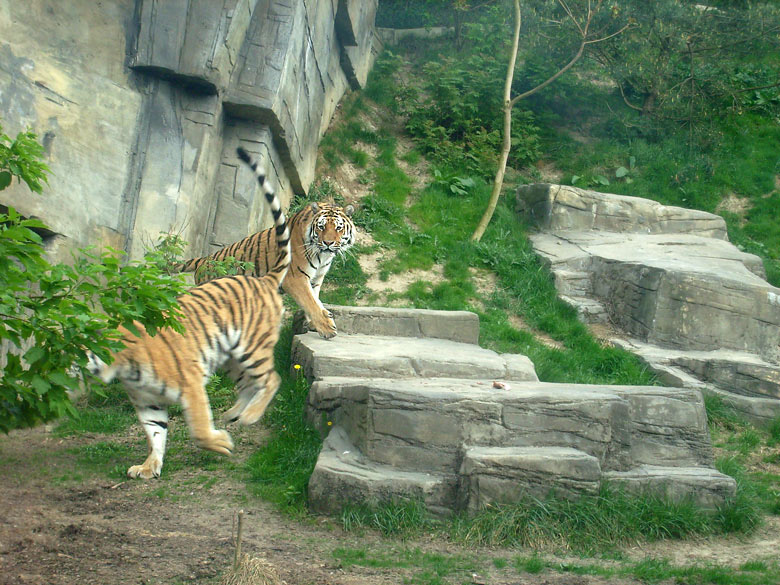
[87,147,290,479]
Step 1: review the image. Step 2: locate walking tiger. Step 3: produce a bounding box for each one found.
[175,181,355,339]
[85,147,290,479]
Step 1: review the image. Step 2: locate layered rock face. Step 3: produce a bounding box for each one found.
[518,184,780,422]
[294,306,734,517]
[0,0,379,263]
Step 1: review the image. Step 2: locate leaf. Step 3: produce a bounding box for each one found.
[31,375,51,395]
[629,156,636,170]
[23,346,46,365]
[595,175,610,186]
[572,175,581,184]
[0,171,11,190]
[615,166,629,178]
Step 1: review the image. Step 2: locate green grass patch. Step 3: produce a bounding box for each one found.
[320,245,370,306]
[55,382,136,437]
[341,499,433,537]
[530,556,780,585]
[69,441,136,481]
[334,545,481,585]
[448,485,724,555]
[244,324,323,514]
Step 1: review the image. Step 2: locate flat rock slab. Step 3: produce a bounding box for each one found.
[518,183,780,421]
[292,333,538,382]
[530,232,780,360]
[294,305,734,516]
[613,338,780,422]
[459,446,602,511]
[604,465,738,509]
[307,305,481,344]
[308,427,458,517]
[308,377,714,469]
[307,376,735,514]
[519,183,729,238]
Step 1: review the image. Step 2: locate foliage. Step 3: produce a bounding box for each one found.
[590,1,780,145]
[0,124,186,433]
[0,124,49,193]
[375,0,458,29]
[191,255,252,283]
[400,52,541,177]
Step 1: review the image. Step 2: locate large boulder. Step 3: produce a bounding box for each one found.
[297,306,734,517]
[517,183,780,422]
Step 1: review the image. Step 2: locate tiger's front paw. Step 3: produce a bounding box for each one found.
[313,309,337,340]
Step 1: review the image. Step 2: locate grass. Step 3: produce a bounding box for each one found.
[523,556,780,585]
[341,499,433,537]
[243,324,323,515]
[332,541,780,585]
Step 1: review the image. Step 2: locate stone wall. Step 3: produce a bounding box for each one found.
[0,0,379,264]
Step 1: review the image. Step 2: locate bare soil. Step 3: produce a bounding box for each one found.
[2,422,780,585]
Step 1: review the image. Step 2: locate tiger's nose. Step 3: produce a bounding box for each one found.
[323,240,335,247]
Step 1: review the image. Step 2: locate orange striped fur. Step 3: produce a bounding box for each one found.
[86,148,290,479]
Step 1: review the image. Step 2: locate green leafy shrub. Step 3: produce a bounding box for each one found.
[402,55,541,177]
[0,124,186,432]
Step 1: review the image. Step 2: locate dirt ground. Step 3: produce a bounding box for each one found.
[2,424,780,585]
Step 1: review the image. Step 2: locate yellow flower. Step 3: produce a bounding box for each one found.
[327,421,333,426]
[294,364,301,370]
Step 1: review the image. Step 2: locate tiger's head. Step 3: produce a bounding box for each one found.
[305,202,355,255]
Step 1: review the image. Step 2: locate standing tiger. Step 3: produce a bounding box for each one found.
[175,184,355,339]
[84,147,289,479]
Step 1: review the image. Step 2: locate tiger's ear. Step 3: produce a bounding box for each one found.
[308,202,321,213]
[344,204,354,217]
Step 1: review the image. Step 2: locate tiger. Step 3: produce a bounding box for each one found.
[84,147,290,479]
[175,185,355,340]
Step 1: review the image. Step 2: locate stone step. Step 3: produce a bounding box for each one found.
[292,332,538,382]
[604,465,737,509]
[560,294,608,324]
[612,338,780,423]
[554,269,592,297]
[313,305,481,344]
[458,446,602,513]
[308,427,457,517]
[307,430,736,516]
[307,376,715,475]
[297,303,734,517]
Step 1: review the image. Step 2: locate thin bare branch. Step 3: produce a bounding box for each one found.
[584,22,635,45]
[618,83,643,112]
[732,78,780,94]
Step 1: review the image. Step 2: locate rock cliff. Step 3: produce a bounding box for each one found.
[0,0,379,263]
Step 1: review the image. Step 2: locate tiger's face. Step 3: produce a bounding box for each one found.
[307,203,355,255]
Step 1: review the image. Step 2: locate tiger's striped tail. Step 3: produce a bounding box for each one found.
[236,147,290,287]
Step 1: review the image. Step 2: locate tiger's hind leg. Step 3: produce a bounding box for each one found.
[237,370,281,426]
[180,379,234,455]
[220,357,266,424]
[127,403,169,479]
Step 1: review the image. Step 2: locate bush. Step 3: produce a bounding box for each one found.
[0,124,187,432]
